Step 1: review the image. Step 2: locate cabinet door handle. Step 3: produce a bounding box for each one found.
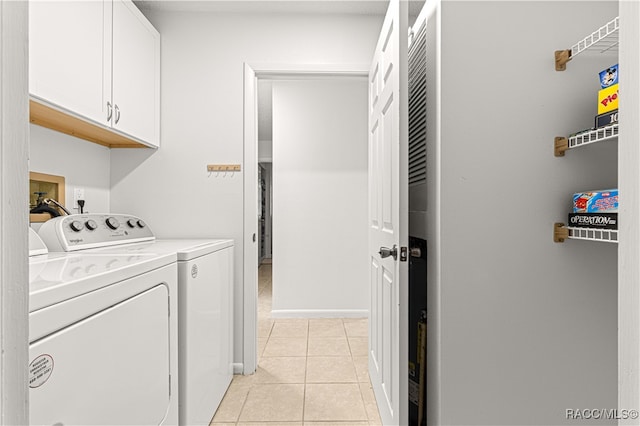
[114,104,120,124]
[107,102,113,122]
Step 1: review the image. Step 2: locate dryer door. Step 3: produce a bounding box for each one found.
[29,284,170,425]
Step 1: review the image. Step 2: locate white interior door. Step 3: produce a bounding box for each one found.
[368,0,409,424]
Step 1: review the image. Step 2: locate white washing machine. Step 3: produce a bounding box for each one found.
[29,225,179,426]
[38,214,234,426]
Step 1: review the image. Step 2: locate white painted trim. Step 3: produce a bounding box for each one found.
[425,1,442,425]
[243,62,369,377]
[270,310,369,319]
[244,62,369,79]
[618,3,640,423]
[242,63,259,376]
[0,1,29,423]
[233,363,244,375]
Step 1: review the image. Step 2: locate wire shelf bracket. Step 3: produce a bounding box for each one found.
[555,16,619,71]
[554,123,619,157]
[554,223,618,243]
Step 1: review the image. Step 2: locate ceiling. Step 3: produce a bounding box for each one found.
[134,0,424,17]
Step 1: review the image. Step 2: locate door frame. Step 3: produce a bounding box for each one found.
[242,63,368,374]
[619,2,640,419]
[0,1,29,423]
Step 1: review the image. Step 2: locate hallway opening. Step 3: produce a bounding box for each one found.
[211,265,381,424]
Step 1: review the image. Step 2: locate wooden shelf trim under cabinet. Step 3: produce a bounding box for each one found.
[29,100,154,149]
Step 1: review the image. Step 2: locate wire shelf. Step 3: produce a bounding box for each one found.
[555,124,618,156]
[569,124,619,149]
[555,16,619,71]
[567,226,618,243]
[571,16,619,57]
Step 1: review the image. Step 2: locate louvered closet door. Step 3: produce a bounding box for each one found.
[368,0,409,424]
[409,20,427,187]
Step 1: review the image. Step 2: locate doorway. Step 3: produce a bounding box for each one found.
[229,67,380,423]
[243,64,370,375]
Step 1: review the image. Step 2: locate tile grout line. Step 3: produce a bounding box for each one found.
[302,319,309,423]
[346,318,376,425]
[233,381,252,425]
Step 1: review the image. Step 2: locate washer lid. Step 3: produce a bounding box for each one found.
[157,239,234,261]
[29,252,176,312]
[29,228,48,256]
[81,239,234,261]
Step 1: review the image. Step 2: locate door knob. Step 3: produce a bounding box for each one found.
[379,245,398,260]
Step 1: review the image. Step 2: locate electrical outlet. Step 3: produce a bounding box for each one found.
[73,187,85,207]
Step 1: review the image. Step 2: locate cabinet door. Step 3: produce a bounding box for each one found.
[29,1,111,126]
[112,0,160,147]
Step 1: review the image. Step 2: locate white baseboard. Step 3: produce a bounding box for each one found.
[233,363,244,375]
[270,309,368,319]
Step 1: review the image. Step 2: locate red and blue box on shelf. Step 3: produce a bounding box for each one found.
[573,189,618,213]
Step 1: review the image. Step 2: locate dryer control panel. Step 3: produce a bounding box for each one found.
[38,214,155,252]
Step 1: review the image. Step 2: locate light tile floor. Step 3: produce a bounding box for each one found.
[210,264,382,426]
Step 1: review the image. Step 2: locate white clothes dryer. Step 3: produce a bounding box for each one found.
[31,219,179,426]
[38,215,234,426]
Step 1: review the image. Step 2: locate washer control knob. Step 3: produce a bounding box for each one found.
[85,220,98,231]
[69,220,84,232]
[106,217,120,230]
[127,219,137,228]
[137,220,146,228]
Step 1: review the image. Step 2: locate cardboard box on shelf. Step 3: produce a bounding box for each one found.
[595,109,618,128]
[599,64,618,88]
[598,83,619,114]
[568,213,618,230]
[573,189,618,213]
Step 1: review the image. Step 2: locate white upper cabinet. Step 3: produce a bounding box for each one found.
[29,1,112,126]
[112,0,160,147]
[29,0,160,148]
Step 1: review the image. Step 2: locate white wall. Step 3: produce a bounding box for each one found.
[258,140,273,163]
[109,11,382,365]
[29,125,111,216]
[258,79,273,144]
[427,2,619,425]
[271,79,368,317]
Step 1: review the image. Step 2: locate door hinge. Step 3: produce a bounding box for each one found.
[400,246,408,262]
